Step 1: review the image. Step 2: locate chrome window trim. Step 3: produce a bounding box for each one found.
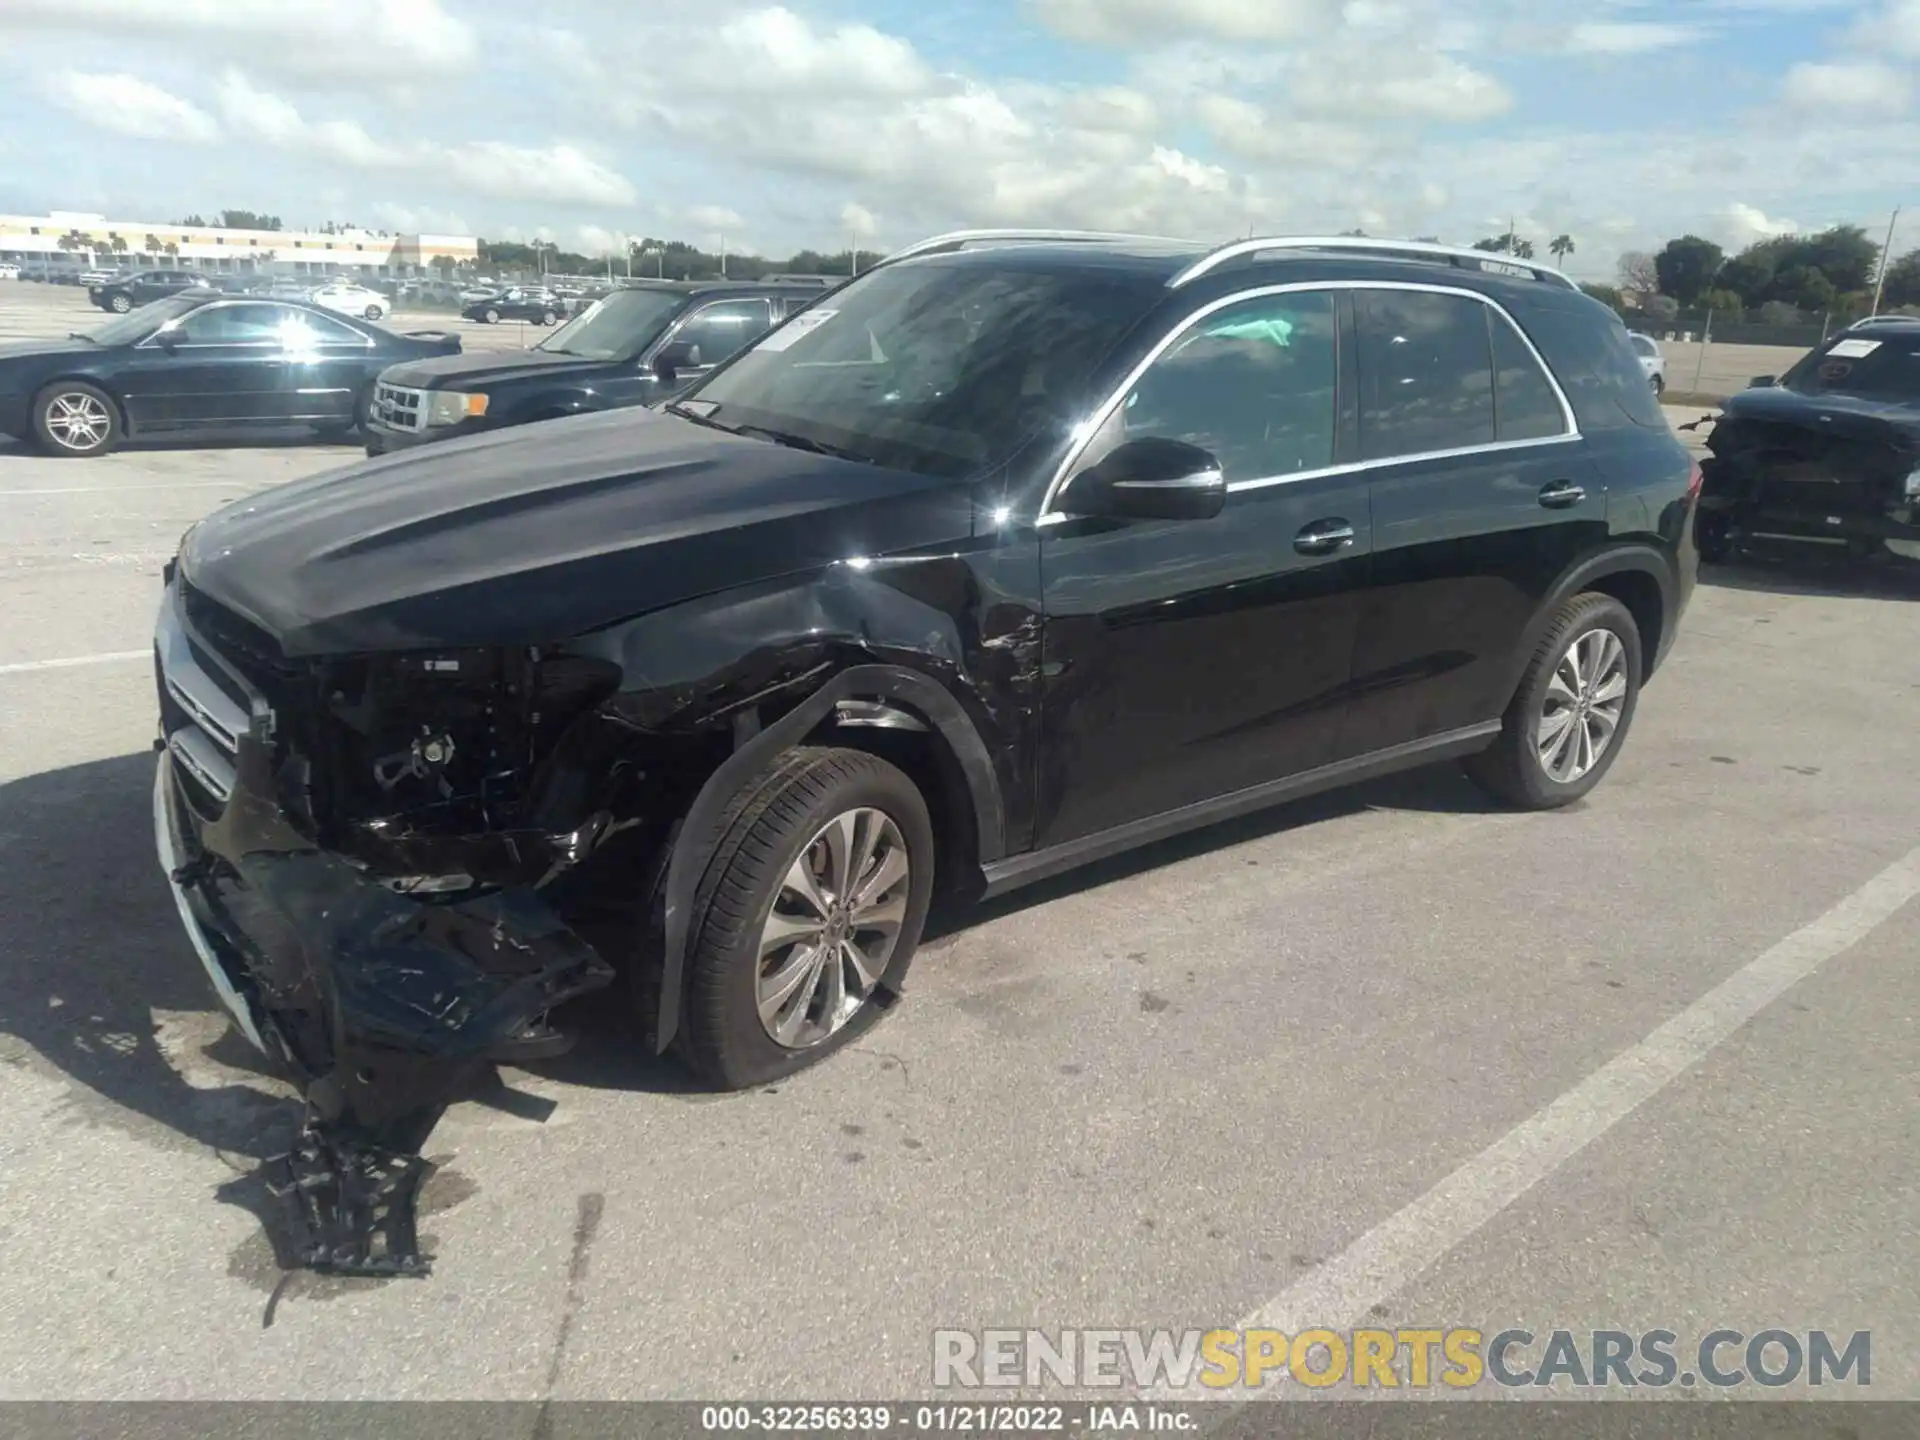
[1036,279,1579,525]
[134,299,375,350]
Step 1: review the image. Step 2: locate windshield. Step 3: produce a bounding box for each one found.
[1781,333,1920,402]
[81,294,204,346]
[679,260,1167,478]
[1630,335,1657,357]
[535,288,688,359]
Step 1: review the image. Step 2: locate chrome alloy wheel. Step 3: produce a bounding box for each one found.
[1536,626,1628,784]
[756,807,911,1049]
[44,392,111,452]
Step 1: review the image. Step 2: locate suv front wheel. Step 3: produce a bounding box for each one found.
[1464,592,1643,809]
[682,746,935,1089]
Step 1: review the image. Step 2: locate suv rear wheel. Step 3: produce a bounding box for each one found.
[109,293,133,313]
[1463,592,1642,810]
[682,746,934,1090]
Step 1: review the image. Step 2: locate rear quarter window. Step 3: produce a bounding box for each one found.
[1510,296,1668,431]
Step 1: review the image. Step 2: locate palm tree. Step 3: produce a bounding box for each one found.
[108,234,128,258]
[1512,238,1536,260]
[144,233,163,258]
[1549,234,1575,262]
[163,241,179,259]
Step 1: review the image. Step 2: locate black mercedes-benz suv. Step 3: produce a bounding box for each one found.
[364,278,833,454]
[151,230,1697,1272]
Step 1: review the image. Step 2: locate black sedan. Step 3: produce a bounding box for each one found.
[0,294,461,457]
[91,268,209,313]
[461,288,569,325]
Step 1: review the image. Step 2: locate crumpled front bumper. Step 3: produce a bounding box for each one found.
[151,582,616,1131]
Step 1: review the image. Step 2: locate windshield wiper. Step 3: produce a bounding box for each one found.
[664,400,734,431]
[730,424,872,464]
[67,332,98,344]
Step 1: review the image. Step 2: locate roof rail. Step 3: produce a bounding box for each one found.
[1168,236,1583,291]
[878,228,1204,266]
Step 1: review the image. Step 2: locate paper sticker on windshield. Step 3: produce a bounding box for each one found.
[1827,338,1881,358]
[755,308,837,352]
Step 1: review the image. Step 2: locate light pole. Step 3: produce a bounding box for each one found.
[1870,206,1901,317]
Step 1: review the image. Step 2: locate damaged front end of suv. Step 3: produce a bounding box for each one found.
[154,584,643,1273]
[1697,325,1920,565]
[150,393,999,1276]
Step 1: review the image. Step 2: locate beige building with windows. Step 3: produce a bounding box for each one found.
[0,211,479,278]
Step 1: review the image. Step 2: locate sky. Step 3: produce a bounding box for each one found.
[0,0,1915,280]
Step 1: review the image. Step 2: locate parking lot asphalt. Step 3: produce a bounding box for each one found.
[0,282,1916,1405]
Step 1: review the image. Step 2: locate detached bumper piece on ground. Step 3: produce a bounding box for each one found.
[265,1130,436,1278]
[154,583,617,1276]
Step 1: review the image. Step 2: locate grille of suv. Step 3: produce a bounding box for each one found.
[373,382,426,431]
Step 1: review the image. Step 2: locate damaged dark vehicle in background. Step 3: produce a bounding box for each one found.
[152,230,1696,1277]
[1696,317,1920,565]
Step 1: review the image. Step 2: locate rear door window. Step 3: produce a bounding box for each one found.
[1355,290,1496,460]
[1490,311,1571,442]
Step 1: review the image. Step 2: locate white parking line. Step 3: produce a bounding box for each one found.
[1155,841,1920,1399]
[0,649,147,675]
[0,482,248,496]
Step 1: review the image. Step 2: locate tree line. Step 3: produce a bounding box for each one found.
[1600,226,1919,322]
[475,237,887,281]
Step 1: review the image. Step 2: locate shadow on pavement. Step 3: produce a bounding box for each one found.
[0,742,1500,1114]
[0,751,301,1163]
[0,429,365,460]
[1699,550,1920,601]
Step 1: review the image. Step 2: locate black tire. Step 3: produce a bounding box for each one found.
[1651,373,1665,396]
[31,380,121,458]
[1694,508,1733,564]
[484,307,500,324]
[363,304,383,321]
[1462,592,1643,811]
[540,309,556,326]
[109,293,132,313]
[681,746,935,1090]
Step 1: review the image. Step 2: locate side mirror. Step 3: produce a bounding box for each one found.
[1748,374,1776,388]
[651,340,701,383]
[1059,437,1227,522]
[154,326,180,352]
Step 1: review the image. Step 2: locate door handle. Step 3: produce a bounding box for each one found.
[1294,519,1356,555]
[1538,479,1586,509]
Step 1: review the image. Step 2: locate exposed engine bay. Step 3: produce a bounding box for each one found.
[154,578,723,1275]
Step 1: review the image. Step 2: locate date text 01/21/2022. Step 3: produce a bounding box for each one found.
[699,1404,1195,1432]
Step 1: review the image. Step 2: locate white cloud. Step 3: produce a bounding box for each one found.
[687,204,746,231]
[840,201,879,240]
[1061,85,1160,134]
[1032,0,1341,43]
[46,71,221,142]
[4,0,476,82]
[1849,0,1920,56]
[1724,202,1801,243]
[1292,55,1513,121]
[212,72,637,206]
[714,6,933,95]
[1781,59,1913,111]
[1565,21,1709,54]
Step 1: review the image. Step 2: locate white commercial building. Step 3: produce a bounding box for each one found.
[0,211,480,279]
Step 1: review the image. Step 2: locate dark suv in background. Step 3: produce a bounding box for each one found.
[91,268,208,313]
[364,277,831,453]
[152,230,1696,1273]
